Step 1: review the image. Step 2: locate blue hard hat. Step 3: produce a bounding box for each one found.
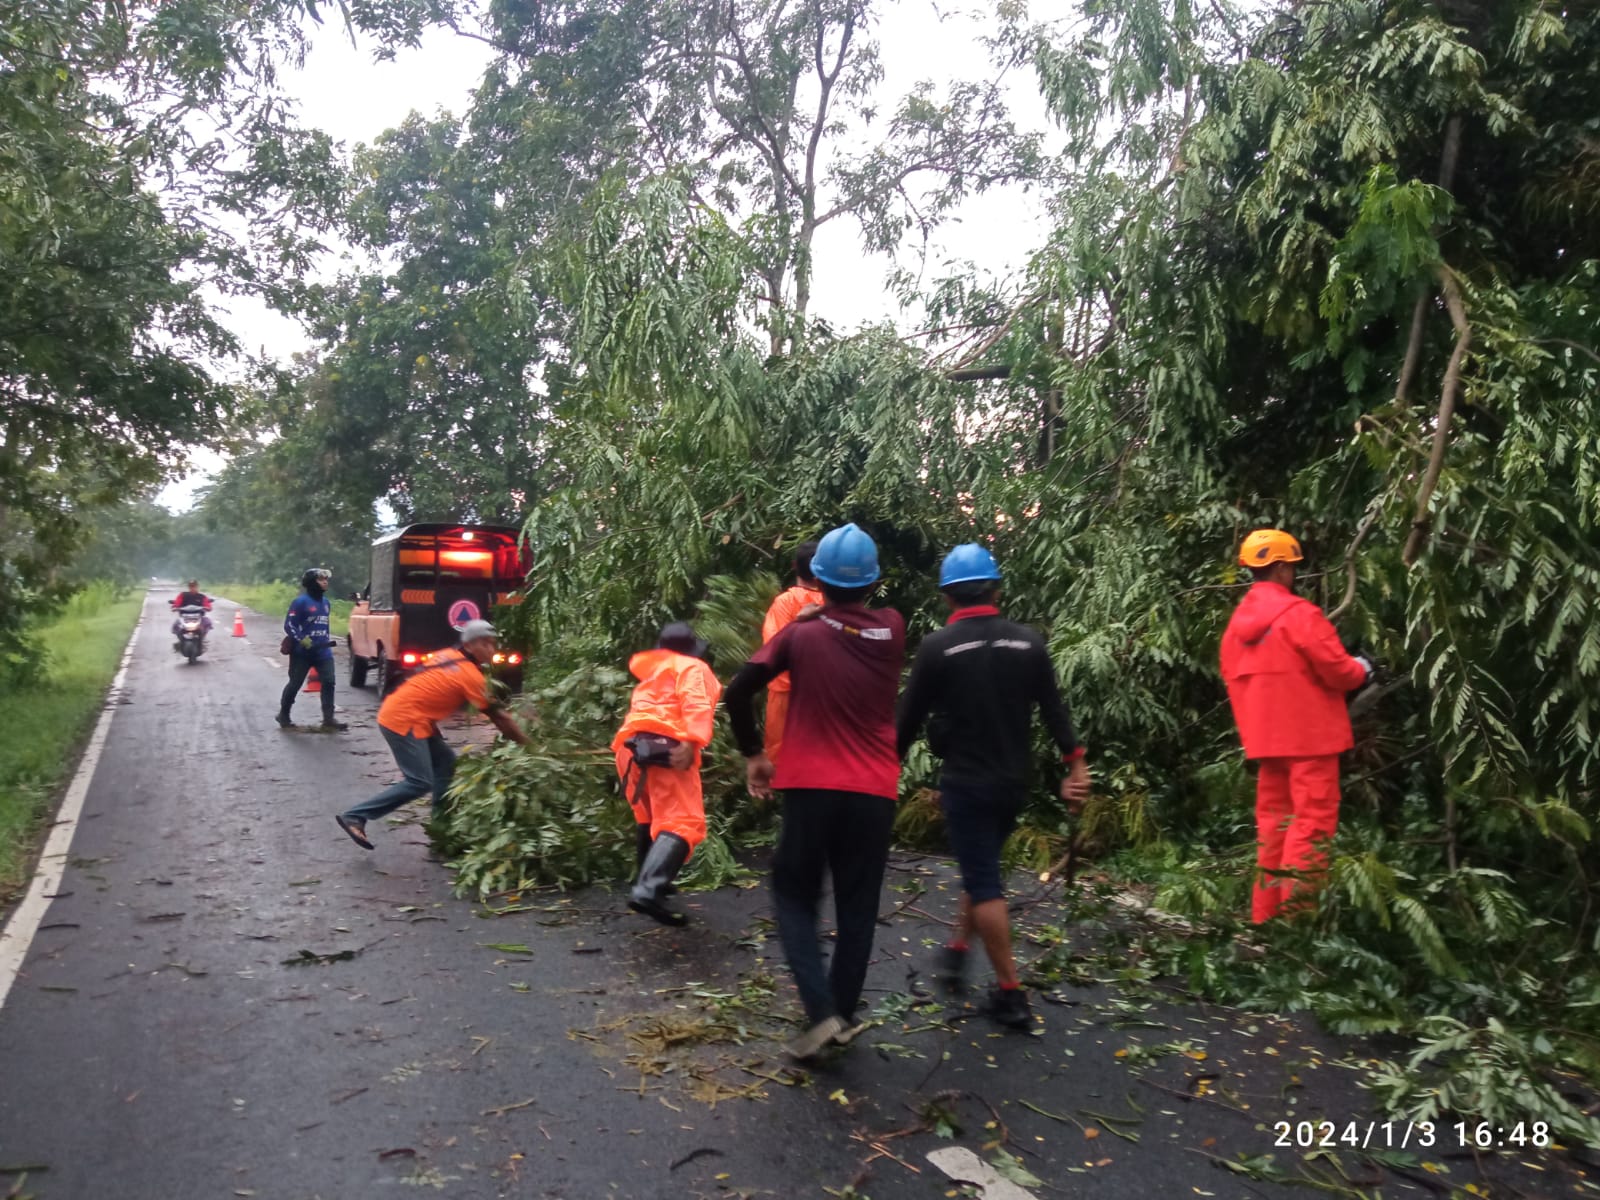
[811,523,881,587]
[939,543,1002,587]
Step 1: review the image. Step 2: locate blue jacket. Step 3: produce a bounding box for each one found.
[284,592,335,659]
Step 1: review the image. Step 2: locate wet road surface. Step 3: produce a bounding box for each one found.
[0,590,1585,1199]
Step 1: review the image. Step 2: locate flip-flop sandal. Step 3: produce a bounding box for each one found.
[335,815,373,850]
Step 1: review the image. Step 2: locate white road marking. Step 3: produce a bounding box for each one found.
[0,605,145,1012]
[925,1147,1039,1199]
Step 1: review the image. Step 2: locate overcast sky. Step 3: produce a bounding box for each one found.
[158,1,1057,509]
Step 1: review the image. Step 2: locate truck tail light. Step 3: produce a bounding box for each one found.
[401,652,420,666]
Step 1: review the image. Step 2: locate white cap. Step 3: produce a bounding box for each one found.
[459,619,498,643]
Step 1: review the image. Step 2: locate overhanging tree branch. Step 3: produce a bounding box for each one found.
[1402,266,1471,566]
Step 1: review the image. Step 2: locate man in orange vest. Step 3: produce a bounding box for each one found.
[1221,530,1372,922]
[614,622,722,926]
[335,621,531,850]
[760,541,822,763]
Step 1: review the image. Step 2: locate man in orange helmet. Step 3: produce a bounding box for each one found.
[614,622,722,926]
[760,541,822,763]
[1221,530,1373,923]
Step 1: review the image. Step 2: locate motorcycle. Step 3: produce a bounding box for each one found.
[174,604,208,663]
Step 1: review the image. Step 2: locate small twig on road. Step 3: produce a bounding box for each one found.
[480,1097,539,1117]
[903,905,956,927]
[330,1087,368,1105]
[668,1147,723,1171]
[864,1141,921,1174]
[876,883,927,925]
[1137,1075,1251,1117]
[1018,1098,1089,1133]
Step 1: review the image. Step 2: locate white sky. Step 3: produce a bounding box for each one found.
[158,0,1056,509]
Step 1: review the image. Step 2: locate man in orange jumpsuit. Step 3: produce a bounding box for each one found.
[760,541,821,763]
[613,622,722,926]
[1221,530,1372,922]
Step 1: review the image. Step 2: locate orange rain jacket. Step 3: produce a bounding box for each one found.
[611,649,722,753]
[1220,581,1368,759]
[761,585,824,694]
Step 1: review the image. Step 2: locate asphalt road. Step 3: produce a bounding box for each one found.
[0,589,1586,1199]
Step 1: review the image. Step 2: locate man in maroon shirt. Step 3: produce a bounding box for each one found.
[724,523,905,1060]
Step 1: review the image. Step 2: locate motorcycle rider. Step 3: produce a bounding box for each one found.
[170,579,213,647]
[279,567,347,732]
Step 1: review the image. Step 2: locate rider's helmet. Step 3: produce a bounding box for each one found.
[301,567,332,592]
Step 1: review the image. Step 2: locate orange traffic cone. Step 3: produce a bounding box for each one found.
[232,609,246,637]
[306,665,322,694]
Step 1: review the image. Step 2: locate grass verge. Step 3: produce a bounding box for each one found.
[218,582,352,638]
[0,583,142,901]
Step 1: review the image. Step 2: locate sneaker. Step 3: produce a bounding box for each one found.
[275,712,295,729]
[936,944,969,991]
[984,986,1033,1030]
[784,1015,846,1061]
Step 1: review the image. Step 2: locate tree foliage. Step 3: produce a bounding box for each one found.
[458,0,1600,1136]
[0,0,437,669]
[11,0,1600,1135]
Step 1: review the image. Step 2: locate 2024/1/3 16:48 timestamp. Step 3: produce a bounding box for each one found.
[1273,1120,1553,1150]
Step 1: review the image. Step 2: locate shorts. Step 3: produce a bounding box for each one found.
[938,780,1023,903]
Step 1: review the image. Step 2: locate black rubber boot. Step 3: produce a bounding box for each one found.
[634,823,678,895]
[628,832,690,926]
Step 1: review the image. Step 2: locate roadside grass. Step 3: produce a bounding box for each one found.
[0,583,141,901]
[218,582,352,638]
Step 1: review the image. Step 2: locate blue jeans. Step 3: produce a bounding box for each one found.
[341,727,457,824]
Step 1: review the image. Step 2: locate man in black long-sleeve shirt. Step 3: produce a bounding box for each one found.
[896,544,1090,1029]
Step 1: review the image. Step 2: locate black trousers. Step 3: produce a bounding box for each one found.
[280,651,336,723]
[771,789,894,1025]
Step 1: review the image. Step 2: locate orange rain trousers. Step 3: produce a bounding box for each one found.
[616,747,706,857]
[1252,754,1341,924]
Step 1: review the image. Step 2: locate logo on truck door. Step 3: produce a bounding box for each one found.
[447,599,482,629]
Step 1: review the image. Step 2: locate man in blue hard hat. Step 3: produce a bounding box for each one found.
[724,523,906,1060]
[897,543,1090,1030]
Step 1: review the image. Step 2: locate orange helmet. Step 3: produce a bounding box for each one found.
[1238,529,1304,568]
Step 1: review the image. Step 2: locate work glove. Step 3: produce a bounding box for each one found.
[299,636,313,650]
[1352,654,1375,682]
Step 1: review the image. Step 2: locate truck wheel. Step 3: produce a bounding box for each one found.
[350,650,369,688]
[375,648,391,696]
